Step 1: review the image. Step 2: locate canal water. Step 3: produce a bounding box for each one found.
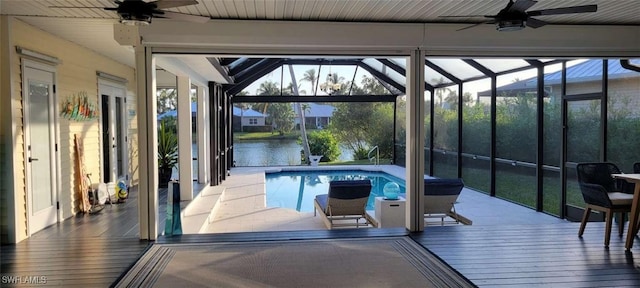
[233,139,354,166]
[171,139,354,180]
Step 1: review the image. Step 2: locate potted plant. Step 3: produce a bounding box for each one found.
[158,119,178,188]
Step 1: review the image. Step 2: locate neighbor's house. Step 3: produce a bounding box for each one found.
[477,59,640,113]
[232,106,267,132]
[0,18,138,243]
[294,103,335,129]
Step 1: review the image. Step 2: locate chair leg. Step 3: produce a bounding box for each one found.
[618,212,625,237]
[605,210,614,248]
[451,205,460,224]
[578,207,591,237]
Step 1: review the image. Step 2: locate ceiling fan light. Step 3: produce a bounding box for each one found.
[119,13,152,26]
[496,19,525,31]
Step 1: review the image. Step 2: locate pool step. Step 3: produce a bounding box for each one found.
[181,185,225,234]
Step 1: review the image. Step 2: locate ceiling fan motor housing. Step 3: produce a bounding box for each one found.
[117,0,157,25]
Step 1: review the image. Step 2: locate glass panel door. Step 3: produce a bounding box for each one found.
[24,65,57,233]
[115,97,125,179]
[100,81,128,184]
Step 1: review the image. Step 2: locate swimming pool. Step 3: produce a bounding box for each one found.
[265,170,406,213]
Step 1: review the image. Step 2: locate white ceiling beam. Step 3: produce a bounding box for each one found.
[140,19,640,57]
[155,56,209,87]
[141,19,425,55]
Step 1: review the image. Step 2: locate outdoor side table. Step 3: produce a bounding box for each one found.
[374,196,406,228]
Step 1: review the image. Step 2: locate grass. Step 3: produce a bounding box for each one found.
[234,131,300,141]
[319,158,393,165]
[234,129,329,141]
[454,164,582,217]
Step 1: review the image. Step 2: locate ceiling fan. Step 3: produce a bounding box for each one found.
[50,0,210,26]
[441,0,597,31]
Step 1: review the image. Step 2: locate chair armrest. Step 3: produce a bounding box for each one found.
[579,183,613,208]
[620,179,636,194]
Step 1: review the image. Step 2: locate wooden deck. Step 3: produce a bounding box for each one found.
[0,187,153,287]
[411,223,640,287]
[2,183,640,287]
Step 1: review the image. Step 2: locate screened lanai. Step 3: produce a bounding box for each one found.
[214,56,640,221]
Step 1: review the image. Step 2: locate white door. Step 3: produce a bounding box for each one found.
[99,81,128,183]
[24,64,58,234]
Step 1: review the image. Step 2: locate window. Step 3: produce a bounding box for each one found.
[249,118,258,125]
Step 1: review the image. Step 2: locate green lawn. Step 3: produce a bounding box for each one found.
[319,158,392,165]
[234,131,300,141]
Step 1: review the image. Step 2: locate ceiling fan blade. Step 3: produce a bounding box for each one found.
[527,5,597,16]
[49,6,108,9]
[456,21,493,31]
[507,0,538,13]
[525,17,547,28]
[160,11,210,23]
[150,0,198,9]
[439,15,495,18]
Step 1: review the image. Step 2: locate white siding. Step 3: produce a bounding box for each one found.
[241,117,265,126]
[8,18,137,242]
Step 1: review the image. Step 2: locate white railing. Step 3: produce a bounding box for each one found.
[368,146,379,166]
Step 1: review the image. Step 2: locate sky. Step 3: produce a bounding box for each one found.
[240,58,587,99]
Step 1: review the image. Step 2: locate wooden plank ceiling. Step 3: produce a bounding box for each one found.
[1,0,639,25]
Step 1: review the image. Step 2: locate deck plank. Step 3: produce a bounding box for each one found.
[0,187,152,287]
[410,222,640,287]
[4,176,640,287]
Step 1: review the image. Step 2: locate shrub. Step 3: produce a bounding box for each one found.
[307,130,340,162]
[353,147,369,160]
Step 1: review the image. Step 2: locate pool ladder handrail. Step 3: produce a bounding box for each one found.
[368,146,379,166]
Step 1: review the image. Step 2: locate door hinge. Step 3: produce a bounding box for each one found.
[53,85,56,93]
[56,201,60,210]
[55,143,58,152]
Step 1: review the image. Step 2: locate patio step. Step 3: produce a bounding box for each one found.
[181,185,225,233]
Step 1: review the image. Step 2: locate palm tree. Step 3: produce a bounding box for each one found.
[257,80,280,96]
[256,80,281,114]
[288,65,311,164]
[284,82,306,95]
[433,77,452,107]
[301,69,317,96]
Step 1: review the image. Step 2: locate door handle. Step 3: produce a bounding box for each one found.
[112,145,117,148]
[29,157,38,162]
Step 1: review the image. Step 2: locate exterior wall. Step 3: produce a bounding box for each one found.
[7,18,27,243]
[548,77,640,114]
[1,16,16,244]
[241,117,265,126]
[5,18,137,243]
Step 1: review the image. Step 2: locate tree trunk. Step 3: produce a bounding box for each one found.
[288,65,311,164]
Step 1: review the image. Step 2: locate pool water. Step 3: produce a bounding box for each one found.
[265,170,406,213]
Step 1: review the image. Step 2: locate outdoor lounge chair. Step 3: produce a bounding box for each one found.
[576,162,633,247]
[314,180,373,229]
[424,178,472,226]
